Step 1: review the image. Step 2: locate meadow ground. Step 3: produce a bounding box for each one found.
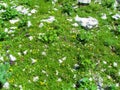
[0,0,120,90]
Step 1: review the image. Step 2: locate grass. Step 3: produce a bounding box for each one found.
[0,0,120,90]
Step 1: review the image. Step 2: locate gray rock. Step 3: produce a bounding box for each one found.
[75,15,98,29]
[78,0,91,4]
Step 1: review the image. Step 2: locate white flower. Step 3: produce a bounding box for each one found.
[9,54,16,61]
[67,18,73,22]
[39,23,44,28]
[103,61,107,64]
[57,78,62,82]
[41,51,46,56]
[33,76,39,82]
[113,62,117,67]
[56,70,59,75]
[9,18,19,24]
[58,59,63,63]
[4,28,8,32]
[23,50,28,55]
[29,36,33,41]
[101,13,107,20]
[0,56,4,61]
[31,9,37,14]
[18,52,21,56]
[0,3,8,7]
[3,82,9,89]
[19,85,23,90]
[107,75,111,79]
[89,77,93,81]
[42,70,46,74]
[62,57,66,61]
[118,71,120,76]
[27,21,32,27]
[72,23,79,27]
[31,58,37,64]
[116,83,119,87]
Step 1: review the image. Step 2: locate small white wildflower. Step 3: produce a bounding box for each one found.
[31,9,37,14]
[23,50,28,55]
[62,57,66,61]
[10,27,17,29]
[22,68,25,71]
[31,58,37,64]
[53,8,58,11]
[56,70,59,75]
[107,75,111,79]
[9,18,19,24]
[33,76,39,82]
[18,52,21,56]
[101,13,107,20]
[28,80,31,83]
[73,74,76,78]
[4,28,8,32]
[19,85,23,90]
[103,61,107,64]
[42,70,46,74]
[27,21,32,27]
[3,82,9,89]
[28,13,32,16]
[118,71,120,76]
[113,62,117,67]
[39,23,44,28]
[116,83,119,87]
[72,23,79,27]
[58,59,63,63]
[41,51,46,56]
[57,78,62,82]
[0,56,4,61]
[89,77,93,81]
[8,30,14,34]
[29,36,33,41]
[67,18,73,22]
[72,84,76,88]
[0,3,8,7]
[9,54,16,61]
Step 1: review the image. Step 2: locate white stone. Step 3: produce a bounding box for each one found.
[112,14,120,20]
[75,15,98,29]
[9,54,16,61]
[16,6,29,15]
[78,0,91,4]
[41,16,55,23]
[3,82,9,89]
